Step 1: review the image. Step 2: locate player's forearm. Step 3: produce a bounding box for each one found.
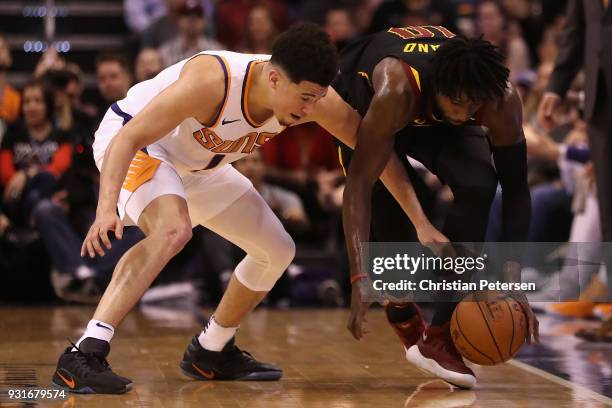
[342,177,372,277]
[97,135,139,215]
[493,140,531,241]
[379,154,429,229]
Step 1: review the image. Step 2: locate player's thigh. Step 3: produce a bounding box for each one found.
[184,165,252,227]
[119,160,190,238]
[202,187,293,260]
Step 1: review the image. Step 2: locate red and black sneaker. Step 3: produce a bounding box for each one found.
[385,302,427,350]
[405,322,476,389]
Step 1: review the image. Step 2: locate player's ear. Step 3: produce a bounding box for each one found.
[269,69,280,89]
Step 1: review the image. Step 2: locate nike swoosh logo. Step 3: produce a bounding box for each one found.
[57,370,76,389]
[221,118,240,125]
[192,363,215,379]
[96,322,113,331]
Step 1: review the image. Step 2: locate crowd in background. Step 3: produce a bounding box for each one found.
[0,0,607,323]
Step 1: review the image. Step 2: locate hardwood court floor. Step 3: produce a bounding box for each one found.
[0,306,610,407]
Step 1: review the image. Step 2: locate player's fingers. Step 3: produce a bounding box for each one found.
[85,239,96,258]
[90,228,106,257]
[83,226,98,258]
[526,315,535,345]
[533,318,541,344]
[115,218,123,240]
[357,319,366,339]
[99,227,112,250]
[347,315,359,340]
[352,321,362,340]
[80,233,89,257]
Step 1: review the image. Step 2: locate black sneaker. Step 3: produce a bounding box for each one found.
[180,335,282,381]
[52,338,133,394]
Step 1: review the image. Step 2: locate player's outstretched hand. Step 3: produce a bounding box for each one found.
[512,293,540,345]
[81,211,124,258]
[347,281,373,340]
[416,222,451,257]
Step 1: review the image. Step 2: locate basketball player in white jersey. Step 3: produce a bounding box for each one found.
[52,24,447,394]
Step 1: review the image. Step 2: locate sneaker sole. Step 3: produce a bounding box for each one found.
[52,379,133,394]
[179,362,282,381]
[405,345,476,389]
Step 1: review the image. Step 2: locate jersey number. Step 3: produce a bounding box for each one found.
[388,26,455,40]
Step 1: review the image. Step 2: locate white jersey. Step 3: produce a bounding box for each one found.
[106,50,286,176]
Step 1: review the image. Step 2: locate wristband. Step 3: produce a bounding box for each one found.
[350,273,367,285]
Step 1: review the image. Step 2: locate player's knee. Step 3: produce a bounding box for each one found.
[236,231,295,292]
[269,230,296,271]
[155,220,193,255]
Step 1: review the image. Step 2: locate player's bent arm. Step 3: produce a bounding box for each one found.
[96,56,226,214]
[481,85,531,242]
[343,58,416,278]
[313,76,431,232]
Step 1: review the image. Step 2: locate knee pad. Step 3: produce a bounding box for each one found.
[234,231,296,292]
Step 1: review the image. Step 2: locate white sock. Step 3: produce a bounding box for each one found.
[198,316,238,351]
[72,319,115,351]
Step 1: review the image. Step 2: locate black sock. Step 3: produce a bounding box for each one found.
[385,302,417,323]
[431,302,457,326]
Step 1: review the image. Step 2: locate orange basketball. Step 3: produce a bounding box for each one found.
[450,292,527,365]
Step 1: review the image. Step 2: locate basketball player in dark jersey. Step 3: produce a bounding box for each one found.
[333,26,540,388]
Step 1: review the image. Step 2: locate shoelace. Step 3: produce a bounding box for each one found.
[68,339,111,376]
[232,345,258,365]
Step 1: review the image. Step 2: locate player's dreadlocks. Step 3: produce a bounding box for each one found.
[430,36,509,103]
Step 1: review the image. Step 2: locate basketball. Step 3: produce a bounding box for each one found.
[451,292,527,365]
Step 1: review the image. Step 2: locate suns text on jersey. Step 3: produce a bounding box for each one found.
[192,127,277,154]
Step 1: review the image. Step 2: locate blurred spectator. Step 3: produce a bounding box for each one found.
[538,0,612,340]
[0,80,72,228]
[242,4,279,54]
[216,0,288,51]
[124,0,167,33]
[234,149,309,234]
[33,48,66,79]
[140,0,184,48]
[476,0,530,83]
[522,62,554,124]
[540,0,568,27]
[135,48,163,82]
[63,62,100,120]
[32,145,144,303]
[537,23,561,65]
[158,0,223,66]
[0,34,20,127]
[141,0,217,48]
[500,0,543,64]
[95,53,132,118]
[324,6,358,50]
[369,0,458,34]
[41,69,96,146]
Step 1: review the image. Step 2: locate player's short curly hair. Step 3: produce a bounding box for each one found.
[430,35,509,103]
[271,23,338,87]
